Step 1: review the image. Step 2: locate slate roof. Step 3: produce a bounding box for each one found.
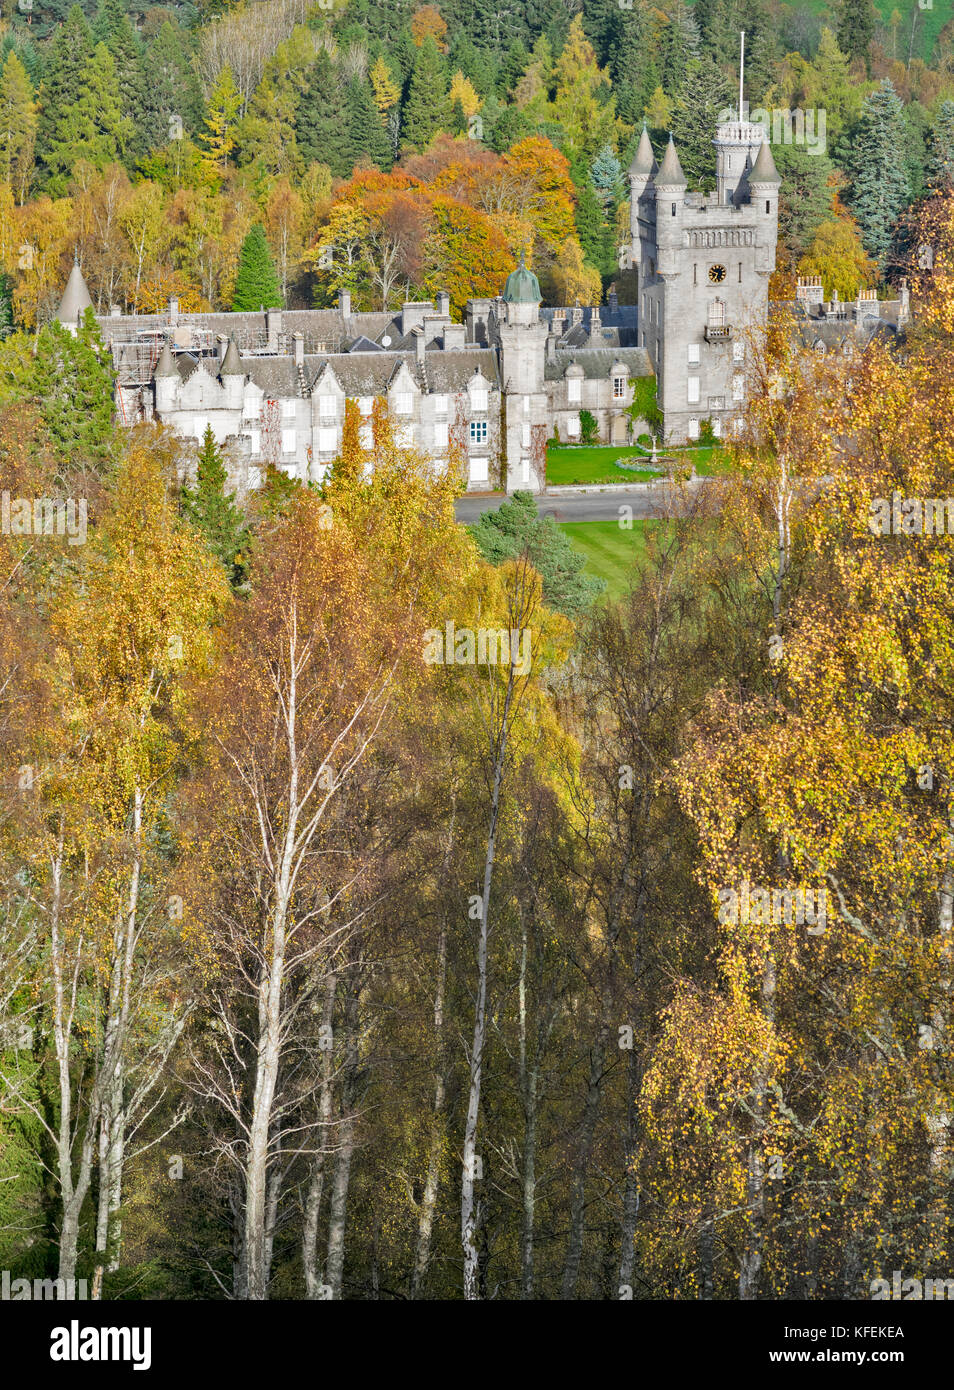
[544,348,654,383]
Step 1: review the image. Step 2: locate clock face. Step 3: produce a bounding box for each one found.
[708,264,727,284]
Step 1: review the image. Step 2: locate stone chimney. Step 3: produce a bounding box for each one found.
[110,304,121,318]
[266,307,282,352]
[168,295,179,326]
[442,322,466,349]
[436,291,451,317]
[293,332,304,366]
[413,326,426,365]
[339,290,351,318]
[546,332,559,363]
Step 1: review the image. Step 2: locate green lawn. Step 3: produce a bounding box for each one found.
[559,519,668,602]
[547,443,731,486]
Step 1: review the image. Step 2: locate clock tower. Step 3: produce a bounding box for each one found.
[629,113,779,444]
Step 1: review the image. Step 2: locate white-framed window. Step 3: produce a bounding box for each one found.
[282,428,297,455]
[434,421,449,447]
[688,417,700,440]
[318,427,337,453]
[567,377,582,404]
[358,396,374,416]
[713,418,723,438]
[394,392,413,415]
[687,377,700,405]
[613,376,626,400]
[359,423,373,449]
[242,398,258,421]
[470,387,488,412]
[687,343,701,366]
[523,395,531,415]
[469,457,489,484]
[396,423,414,447]
[732,340,744,362]
[521,457,531,483]
[732,374,744,403]
[318,395,336,419]
[432,393,448,415]
[566,415,580,437]
[282,398,296,418]
[470,420,488,444]
[522,420,531,448]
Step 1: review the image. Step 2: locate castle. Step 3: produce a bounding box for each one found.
[55,112,908,492]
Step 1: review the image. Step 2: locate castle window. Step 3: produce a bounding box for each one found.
[359,423,373,449]
[687,344,700,366]
[282,428,296,455]
[470,420,488,444]
[613,376,626,400]
[433,394,448,415]
[733,340,744,362]
[688,418,700,440]
[687,377,700,405]
[318,395,335,418]
[765,200,770,214]
[694,264,697,286]
[318,427,337,453]
[671,203,676,217]
[566,415,580,437]
[732,374,744,402]
[283,398,297,418]
[470,387,489,412]
[358,396,374,415]
[469,457,489,485]
[434,421,449,447]
[738,263,742,283]
[395,392,413,415]
[567,376,582,404]
[712,418,723,438]
[522,421,531,447]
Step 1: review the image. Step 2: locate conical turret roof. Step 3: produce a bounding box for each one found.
[749,140,781,185]
[656,135,686,188]
[220,338,243,376]
[56,259,93,324]
[155,339,178,377]
[628,123,657,178]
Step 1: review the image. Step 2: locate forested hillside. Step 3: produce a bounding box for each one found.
[2,0,954,1310]
[0,0,952,327]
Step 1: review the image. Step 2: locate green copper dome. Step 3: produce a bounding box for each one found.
[503,251,541,304]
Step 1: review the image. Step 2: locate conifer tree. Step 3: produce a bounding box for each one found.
[201,65,241,183]
[670,54,731,192]
[296,52,349,177]
[846,79,910,268]
[181,425,251,591]
[402,35,448,151]
[344,76,392,171]
[32,309,116,470]
[926,100,954,193]
[232,224,282,311]
[590,144,623,209]
[836,0,877,71]
[44,42,131,195]
[0,51,37,204]
[36,4,93,182]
